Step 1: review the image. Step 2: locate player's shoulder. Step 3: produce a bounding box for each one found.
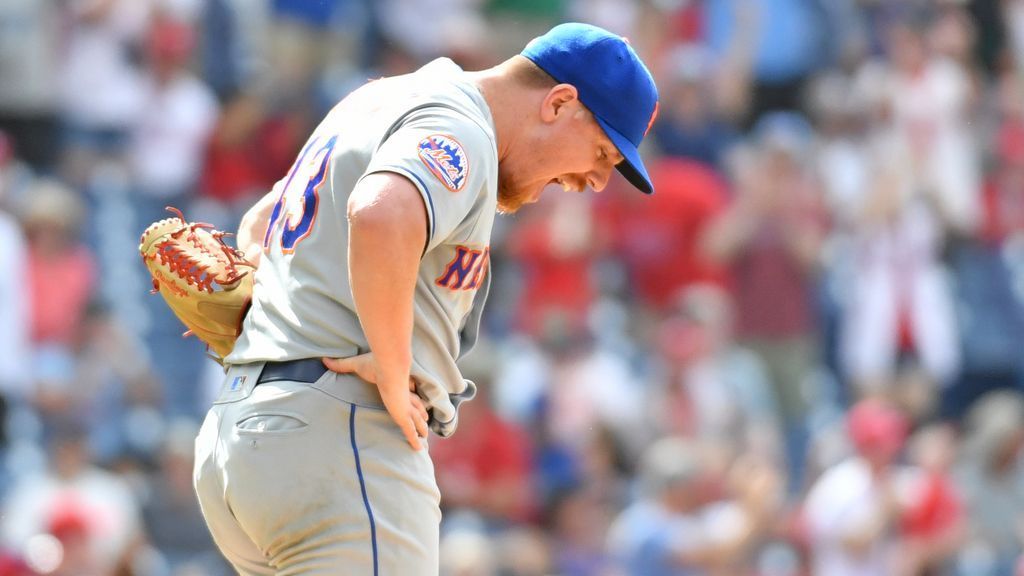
[391,101,497,185]
[404,59,496,142]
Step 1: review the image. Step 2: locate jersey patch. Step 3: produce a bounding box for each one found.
[418,134,469,192]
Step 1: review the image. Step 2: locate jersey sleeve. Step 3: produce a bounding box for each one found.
[361,108,493,252]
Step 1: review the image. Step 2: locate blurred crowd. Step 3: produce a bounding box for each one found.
[1,0,1024,575]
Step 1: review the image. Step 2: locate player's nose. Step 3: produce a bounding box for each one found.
[588,166,613,192]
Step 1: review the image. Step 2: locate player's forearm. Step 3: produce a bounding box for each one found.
[348,225,417,383]
[347,174,428,386]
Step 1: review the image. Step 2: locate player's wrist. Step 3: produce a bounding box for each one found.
[376,375,411,393]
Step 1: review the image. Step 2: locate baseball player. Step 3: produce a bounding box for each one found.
[193,23,658,575]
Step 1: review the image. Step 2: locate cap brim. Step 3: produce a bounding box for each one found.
[594,116,654,194]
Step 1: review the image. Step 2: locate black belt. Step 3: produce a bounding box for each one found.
[256,358,329,385]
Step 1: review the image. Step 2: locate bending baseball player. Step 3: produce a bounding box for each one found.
[192,23,659,574]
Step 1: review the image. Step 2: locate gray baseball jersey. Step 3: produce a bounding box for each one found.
[226,58,497,436]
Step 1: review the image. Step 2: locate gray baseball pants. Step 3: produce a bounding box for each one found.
[193,361,441,575]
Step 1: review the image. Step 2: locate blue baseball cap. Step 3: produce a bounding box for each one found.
[521,23,659,194]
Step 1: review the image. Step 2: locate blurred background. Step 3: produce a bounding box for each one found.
[0,0,1023,574]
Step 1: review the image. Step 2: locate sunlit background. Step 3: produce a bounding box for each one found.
[0,0,1023,575]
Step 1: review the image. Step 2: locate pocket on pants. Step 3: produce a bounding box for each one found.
[234,412,309,436]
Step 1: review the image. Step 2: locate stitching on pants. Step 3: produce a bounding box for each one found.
[349,405,379,575]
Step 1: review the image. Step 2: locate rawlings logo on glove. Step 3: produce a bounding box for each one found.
[139,207,255,362]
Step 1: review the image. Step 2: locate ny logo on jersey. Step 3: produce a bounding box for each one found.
[436,246,489,290]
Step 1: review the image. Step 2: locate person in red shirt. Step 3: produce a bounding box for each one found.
[505,189,598,337]
[898,424,965,575]
[597,157,729,311]
[20,179,96,425]
[702,113,826,489]
[22,179,95,348]
[981,121,1024,245]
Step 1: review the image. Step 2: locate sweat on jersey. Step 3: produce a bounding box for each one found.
[226,58,498,437]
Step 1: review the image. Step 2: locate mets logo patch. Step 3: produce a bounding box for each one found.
[418,134,468,192]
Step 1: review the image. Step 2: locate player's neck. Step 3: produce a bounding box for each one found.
[466,69,524,164]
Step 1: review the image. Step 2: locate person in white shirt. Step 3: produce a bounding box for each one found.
[804,399,912,576]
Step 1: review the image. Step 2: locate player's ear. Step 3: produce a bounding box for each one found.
[540,84,579,123]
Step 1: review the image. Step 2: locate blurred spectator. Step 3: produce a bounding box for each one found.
[548,482,616,576]
[130,12,219,223]
[702,112,826,485]
[566,0,638,38]
[543,326,645,458]
[198,0,244,101]
[506,191,597,337]
[981,72,1024,245]
[19,180,96,426]
[809,70,872,231]
[930,3,980,78]
[490,334,550,425]
[953,390,1024,575]
[702,0,830,125]
[651,284,781,455]
[839,121,962,411]
[21,179,94,348]
[492,526,554,576]
[196,88,307,231]
[75,300,163,464]
[703,453,785,575]
[649,45,739,170]
[575,424,632,515]
[607,437,780,575]
[880,7,981,235]
[431,382,537,525]
[483,0,564,59]
[0,136,31,418]
[947,82,1024,410]
[510,310,647,508]
[803,398,911,576]
[46,498,106,575]
[598,158,728,311]
[0,421,143,576]
[58,0,150,186]
[896,423,966,575]
[376,0,491,68]
[0,0,61,172]
[278,0,373,92]
[439,525,496,576]
[141,419,224,575]
[0,132,36,208]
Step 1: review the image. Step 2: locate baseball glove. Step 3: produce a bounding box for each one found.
[139,207,255,362]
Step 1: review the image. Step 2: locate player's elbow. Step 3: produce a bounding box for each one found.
[347,202,394,239]
[348,173,428,247]
[348,200,428,259]
[347,183,376,223]
[347,191,399,233]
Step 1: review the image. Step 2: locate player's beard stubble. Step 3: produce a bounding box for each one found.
[496,181,531,214]
[497,176,551,214]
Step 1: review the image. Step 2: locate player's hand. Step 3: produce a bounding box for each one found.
[378,377,430,451]
[323,353,429,450]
